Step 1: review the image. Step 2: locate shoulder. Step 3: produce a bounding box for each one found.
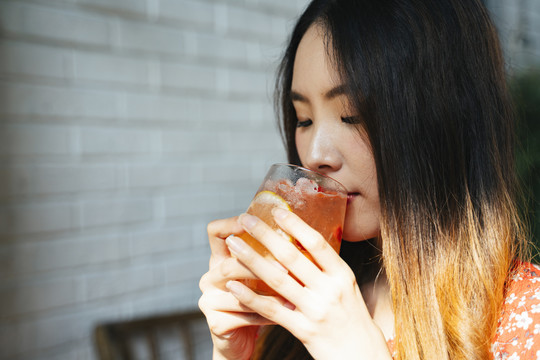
[492,262,540,359]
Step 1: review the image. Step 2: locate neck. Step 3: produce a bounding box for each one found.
[361,269,394,341]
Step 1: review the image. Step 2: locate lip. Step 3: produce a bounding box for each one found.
[347,192,360,204]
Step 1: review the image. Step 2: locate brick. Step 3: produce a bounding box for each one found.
[0,165,123,197]
[129,227,191,258]
[0,82,120,119]
[84,266,161,301]
[161,61,217,92]
[225,0,307,15]
[164,189,237,218]
[118,20,187,55]
[228,66,273,100]
[0,40,72,80]
[194,32,249,64]
[82,198,154,228]
[159,0,214,28]
[191,219,213,248]
[0,236,129,278]
[0,124,71,156]
[3,201,79,235]
[0,277,84,317]
[127,281,198,316]
[161,129,224,155]
[0,305,117,356]
[79,127,160,155]
[128,164,191,188]
[227,5,289,41]
[190,161,256,184]
[249,100,278,125]
[122,92,200,122]
[164,253,210,285]
[176,128,281,157]
[74,51,150,86]
[225,129,283,152]
[76,0,147,18]
[0,2,112,48]
[197,98,254,123]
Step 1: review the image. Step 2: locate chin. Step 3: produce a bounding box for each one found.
[342,219,380,242]
[342,234,372,242]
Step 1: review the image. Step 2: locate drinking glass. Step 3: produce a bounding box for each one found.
[238,163,347,295]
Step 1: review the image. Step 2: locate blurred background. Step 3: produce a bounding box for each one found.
[0,0,538,359]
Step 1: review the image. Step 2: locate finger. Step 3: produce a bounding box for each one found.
[205,310,275,338]
[238,213,323,287]
[200,257,259,292]
[199,288,256,313]
[272,208,346,274]
[207,217,244,267]
[226,280,302,328]
[225,234,306,302]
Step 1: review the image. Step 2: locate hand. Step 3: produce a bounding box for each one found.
[224,209,392,360]
[198,217,286,360]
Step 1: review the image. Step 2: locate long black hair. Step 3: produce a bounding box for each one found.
[256,0,526,359]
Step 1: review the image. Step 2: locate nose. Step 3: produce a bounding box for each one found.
[301,124,342,175]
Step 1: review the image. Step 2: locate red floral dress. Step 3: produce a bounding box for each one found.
[387,262,540,359]
[492,262,540,359]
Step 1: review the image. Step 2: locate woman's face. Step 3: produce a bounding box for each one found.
[292,25,381,242]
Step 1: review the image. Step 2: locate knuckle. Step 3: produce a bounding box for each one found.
[339,265,357,286]
[199,273,209,292]
[297,321,316,342]
[206,220,219,235]
[218,258,237,279]
[265,272,287,290]
[257,301,277,320]
[311,234,329,252]
[208,322,224,336]
[254,223,271,241]
[279,246,301,265]
[310,308,327,324]
[198,295,208,313]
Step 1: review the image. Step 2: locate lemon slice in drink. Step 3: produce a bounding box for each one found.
[242,190,293,256]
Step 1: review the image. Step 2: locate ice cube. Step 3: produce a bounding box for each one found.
[295,177,319,194]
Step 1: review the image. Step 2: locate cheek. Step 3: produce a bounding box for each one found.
[344,213,380,242]
[342,137,381,241]
[343,195,381,242]
[295,130,307,163]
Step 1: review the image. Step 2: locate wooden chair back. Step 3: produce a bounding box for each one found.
[94,309,210,360]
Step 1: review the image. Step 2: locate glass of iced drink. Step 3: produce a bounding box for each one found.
[238,163,347,295]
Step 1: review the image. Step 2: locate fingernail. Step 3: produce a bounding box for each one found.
[272,207,289,220]
[225,235,246,255]
[226,280,243,296]
[239,213,258,230]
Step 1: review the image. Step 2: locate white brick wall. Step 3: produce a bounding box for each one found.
[487,0,540,70]
[0,0,308,358]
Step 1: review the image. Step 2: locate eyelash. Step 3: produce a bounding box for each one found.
[341,116,361,124]
[296,119,312,128]
[296,117,360,128]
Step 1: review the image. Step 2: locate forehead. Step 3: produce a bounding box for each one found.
[292,24,341,93]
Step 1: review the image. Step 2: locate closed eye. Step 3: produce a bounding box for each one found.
[296,119,313,128]
[341,116,362,125]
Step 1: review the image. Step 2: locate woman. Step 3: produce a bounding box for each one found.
[199,0,537,359]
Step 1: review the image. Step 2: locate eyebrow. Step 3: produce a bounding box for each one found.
[290,84,347,103]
